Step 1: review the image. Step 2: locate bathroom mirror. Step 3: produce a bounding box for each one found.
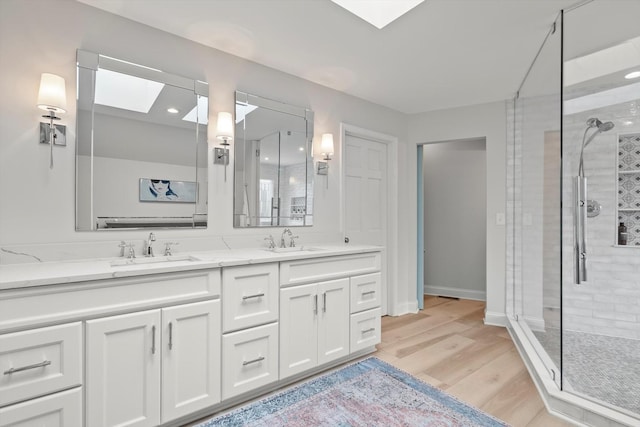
[76,50,208,230]
[234,91,314,227]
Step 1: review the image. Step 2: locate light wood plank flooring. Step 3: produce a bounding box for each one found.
[376,296,573,426]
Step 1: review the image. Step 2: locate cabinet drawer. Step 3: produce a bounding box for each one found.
[350,273,381,313]
[0,387,82,427]
[222,323,278,400]
[350,308,381,353]
[280,252,381,286]
[222,264,278,332]
[0,323,82,407]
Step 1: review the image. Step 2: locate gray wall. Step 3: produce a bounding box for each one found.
[423,139,487,300]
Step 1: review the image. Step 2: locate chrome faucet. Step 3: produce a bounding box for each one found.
[280,228,297,248]
[280,228,292,248]
[143,233,156,257]
[264,235,276,249]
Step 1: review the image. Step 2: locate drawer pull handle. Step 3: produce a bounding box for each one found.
[323,292,327,313]
[169,322,173,350]
[362,328,376,334]
[242,356,265,366]
[242,293,265,301]
[362,290,376,296]
[152,325,156,354]
[314,294,318,315]
[4,360,52,375]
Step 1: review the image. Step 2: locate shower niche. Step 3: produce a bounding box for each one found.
[617,132,640,246]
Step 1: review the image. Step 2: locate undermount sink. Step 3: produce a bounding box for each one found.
[265,246,324,253]
[110,254,201,267]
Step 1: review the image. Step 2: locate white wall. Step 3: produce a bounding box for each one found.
[408,102,508,324]
[423,139,487,301]
[0,0,420,313]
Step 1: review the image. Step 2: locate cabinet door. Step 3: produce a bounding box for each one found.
[86,310,161,427]
[279,283,318,379]
[0,387,82,427]
[161,300,221,423]
[318,278,350,365]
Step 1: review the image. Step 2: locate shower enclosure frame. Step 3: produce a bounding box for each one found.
[507,2,640,426]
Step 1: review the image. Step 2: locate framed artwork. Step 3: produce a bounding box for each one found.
[139,178,197,203]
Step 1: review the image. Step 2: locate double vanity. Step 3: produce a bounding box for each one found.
[0,245,382,427]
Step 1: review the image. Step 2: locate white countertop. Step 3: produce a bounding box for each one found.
[0,245,382,291]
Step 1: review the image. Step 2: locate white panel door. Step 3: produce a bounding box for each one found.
[317,278,350,365]
[279,283,318,379]
[161,300,221,423]
[86,310,161,427]
[344,134,388,314]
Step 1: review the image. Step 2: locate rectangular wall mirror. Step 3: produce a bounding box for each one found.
[234,91,314,227]
[76,49,208,230]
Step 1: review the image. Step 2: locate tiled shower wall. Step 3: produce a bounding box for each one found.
[507,96,640,340]
[562,102,640,340]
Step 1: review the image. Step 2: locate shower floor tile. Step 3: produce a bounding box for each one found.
[533,328,640,415]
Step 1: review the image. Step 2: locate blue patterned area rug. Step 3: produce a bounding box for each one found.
[197,357,509,426]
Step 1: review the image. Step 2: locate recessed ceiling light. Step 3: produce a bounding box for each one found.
[625,71,640,79]
[299,147,305,151]
[264,157,269,161]
[167,107,179,114]
[330,0,424,29]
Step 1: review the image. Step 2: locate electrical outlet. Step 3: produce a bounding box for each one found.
[496,212,506,225]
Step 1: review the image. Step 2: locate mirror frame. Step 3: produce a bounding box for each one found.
[234,91,314,228]
[75,49,209,231]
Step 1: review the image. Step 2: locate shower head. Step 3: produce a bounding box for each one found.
[585,118,614,133]
[579,119,615,177]
[598,121,615,132]
[584,121,615,148]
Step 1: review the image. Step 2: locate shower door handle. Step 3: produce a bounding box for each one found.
[574,176,588,284]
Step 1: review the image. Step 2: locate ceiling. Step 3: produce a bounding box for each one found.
[76,0,580,114]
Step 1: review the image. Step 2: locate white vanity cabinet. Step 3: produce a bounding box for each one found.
[279,278,350,379]
[279,252,382,380]
[86,300,221,427]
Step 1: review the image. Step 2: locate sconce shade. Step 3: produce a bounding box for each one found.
[216,112,234,142]
[37,73,67,114]
[320,133,334,157]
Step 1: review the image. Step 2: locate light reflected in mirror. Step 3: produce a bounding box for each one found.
[234,91,314,227]
[76,50,208,230]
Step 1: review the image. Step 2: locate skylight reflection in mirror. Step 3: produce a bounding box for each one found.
[95,69,164,113]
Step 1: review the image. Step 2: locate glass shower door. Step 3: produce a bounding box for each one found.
[562,0,640,416]
[514,13,563,387]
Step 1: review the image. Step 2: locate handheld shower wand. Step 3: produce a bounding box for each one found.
[574,118,614,285]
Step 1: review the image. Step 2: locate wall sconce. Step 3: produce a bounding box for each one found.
[37,73,67,169]
[317,133,334,176]
[214,111,234,181]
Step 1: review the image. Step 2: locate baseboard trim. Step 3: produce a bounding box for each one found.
[484,311,508,327]
[393,300,419,316]
[424,285,486,301]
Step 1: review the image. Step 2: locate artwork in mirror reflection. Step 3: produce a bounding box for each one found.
[75,50,208,230]
[234,91,314,227]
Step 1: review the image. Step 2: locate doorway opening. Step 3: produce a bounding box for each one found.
[417,138,487,309]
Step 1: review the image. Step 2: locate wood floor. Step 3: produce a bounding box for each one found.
[376,296,573,426]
